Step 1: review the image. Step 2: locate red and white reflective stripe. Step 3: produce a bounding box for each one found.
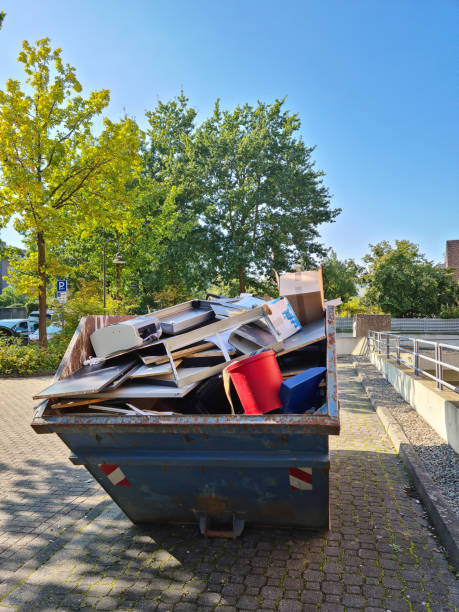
[289,467,313,490]
[99,464,131,487]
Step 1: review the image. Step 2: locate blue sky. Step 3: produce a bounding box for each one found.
[0,0,457,265]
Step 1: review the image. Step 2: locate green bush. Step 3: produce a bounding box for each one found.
[439,305,459,319]
[0,337,63,376]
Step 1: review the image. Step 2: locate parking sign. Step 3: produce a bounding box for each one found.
[57,280,67,292]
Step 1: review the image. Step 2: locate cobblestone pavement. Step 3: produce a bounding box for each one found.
[0,377,106,585]
[0,363,457,611]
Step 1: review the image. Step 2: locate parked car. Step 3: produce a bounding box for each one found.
[0,318,38,341]
[28,322,62,343]
[28,310,53,321]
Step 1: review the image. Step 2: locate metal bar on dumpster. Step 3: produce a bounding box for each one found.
[326,305,338,421]
[69,450,330,468]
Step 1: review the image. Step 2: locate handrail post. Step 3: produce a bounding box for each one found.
[386,334,390,359]
[396,335,400,365]
[414,339,419,377]
[436,344,443,391]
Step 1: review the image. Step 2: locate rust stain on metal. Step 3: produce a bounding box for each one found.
[196,494,229,514]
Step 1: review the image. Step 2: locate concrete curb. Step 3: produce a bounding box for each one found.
[354,360,459,570]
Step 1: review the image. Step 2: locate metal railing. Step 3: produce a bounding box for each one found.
[368,331,459,394]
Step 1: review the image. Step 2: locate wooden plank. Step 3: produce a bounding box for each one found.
[277,319,326,356]
[104,363,141,390]
[129,360,183,379]
[141,342,215,365]
[51,398,106,410]
[80,381,197,399]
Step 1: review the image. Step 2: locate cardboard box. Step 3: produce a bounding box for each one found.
[266,297,302,340]
[278,268,324,325]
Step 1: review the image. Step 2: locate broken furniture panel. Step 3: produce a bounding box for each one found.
[146,300,216,335]
[33,357,138,400]
[146,304,282,387]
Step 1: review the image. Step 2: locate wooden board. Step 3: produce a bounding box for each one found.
[33,358,138,399]
[141,342,215,365]
[78,380,198,399]
[277,319,326,356]
[104,363,140,390]
[147,365,219,387]
[51,398,107,410]
[129,360,182,379]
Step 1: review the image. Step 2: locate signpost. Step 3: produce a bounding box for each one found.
[56,280,68,304]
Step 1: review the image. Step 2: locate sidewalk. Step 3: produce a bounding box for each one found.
[0,377,106,586]
[0,363,456,611]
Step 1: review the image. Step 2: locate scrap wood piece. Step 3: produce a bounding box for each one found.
[145,365,217,387]
[129,360,183,379]
[33,357,138,400]
[129,359,182,379]
[149,299,215,334]
[141,342,215,365]
[277,319,326,356]
[159,304,278,353]
[280,368,306,379]
[81,380,198,399]
[233,323,276,345]
[51,398,106,410]
[104,362,141,391]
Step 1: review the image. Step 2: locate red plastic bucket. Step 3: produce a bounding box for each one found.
[226,350,283,415]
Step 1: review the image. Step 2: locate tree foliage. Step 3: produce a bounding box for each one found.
[363,240,458,317]
[0,285,26,307]
[138,95,340,298]
[189,99,340,293]
[0,38,140,343]
[321,249,362,302]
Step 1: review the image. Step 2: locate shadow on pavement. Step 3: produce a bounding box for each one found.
[0,449,456,611]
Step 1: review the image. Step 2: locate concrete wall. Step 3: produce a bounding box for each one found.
[446,239,459,282]
[336,335,368,355]
[353,314,391,338]
[0,306,27,319]
[370,352,459,453]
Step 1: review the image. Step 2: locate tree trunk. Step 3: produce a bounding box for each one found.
[238,266,246,294]
[37,231,47,347]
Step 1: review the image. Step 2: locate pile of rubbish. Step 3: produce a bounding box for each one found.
[34,270,338,417]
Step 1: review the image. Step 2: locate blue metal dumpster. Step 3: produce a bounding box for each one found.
[31,307,339,537]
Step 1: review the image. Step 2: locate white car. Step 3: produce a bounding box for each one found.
[28,323,62,342]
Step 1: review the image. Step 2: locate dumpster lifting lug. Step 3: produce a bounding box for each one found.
[198,513,245,539]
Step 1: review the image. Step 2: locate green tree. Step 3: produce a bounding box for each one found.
[321,249,362,302]
[0,285,26,307]
[363,240,458,317]
[141,93,212,302]
[0,11,6,30]
[0,38,140,344]
[189,99,340,293]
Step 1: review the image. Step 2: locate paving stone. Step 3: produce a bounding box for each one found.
[236,594,260,610]
[278,600,303,611]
